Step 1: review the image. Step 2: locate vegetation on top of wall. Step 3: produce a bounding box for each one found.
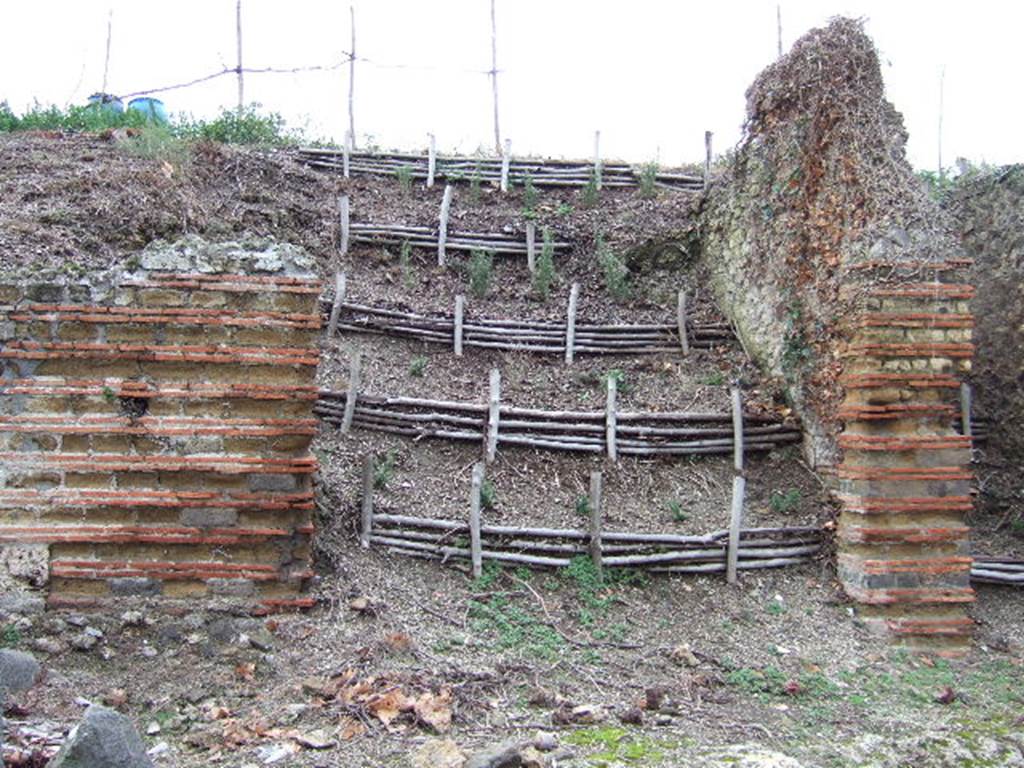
[0,100,302,147]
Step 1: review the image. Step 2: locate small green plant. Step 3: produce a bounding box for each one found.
[638,162,659,198]
[556,202,573,216]
[395,165,413,193]
[726,666,788,695]
[596,235,629,300]
[480,478,497,510]
[409,356,427,377]
[398,240,415,288]
[781,302,812,374]
[765,596,787,615]
[574,495,591,517]
[469,163,483,203]
[101,385,117,404]
[599,368,629,394]
[531,227,556,300]
[769,488,802,514]
[373,450,398,490]
[700,371,726,386]
[1,623,21,648]
[581,170,600,207]
[667,500,688,522]
[467,249,494,298]
[124,124,189,165]
[522,173,539,214]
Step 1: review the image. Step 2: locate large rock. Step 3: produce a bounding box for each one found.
[49,705,153,768]
[0,649,40,695]
[465,739,530,768]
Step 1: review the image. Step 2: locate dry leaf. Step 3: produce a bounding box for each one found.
[383,632,412,652]
[413,688,452,732]
[235,662,256,682]
[339,716,366,741]
[367,690,414,726]
[160,161,174,179]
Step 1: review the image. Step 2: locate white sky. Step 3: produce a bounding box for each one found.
[3,1,1021,169]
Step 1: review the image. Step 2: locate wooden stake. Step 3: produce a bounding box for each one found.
[427,133,436,188]
[235,0,244,111]
[500,138,512,192]
[348,4,356,149]
[343,131,351,178]
[776,4,783,58]
[588,470,603,576]
[338,195,350,256]
[486,369,501,462]
[341,351,361,434]
[101,9,113,97]
[438,184,453,267]
[677,289,690,356]
[593,130,602,190]
[727,475,746,584]
[960,382,972,438]
[704,131,713,189]
[327,270,347,337]
[526,221,536,274]
[605,376,618,461]
[565,282,579,364]
[454,294,465,357]
[731,385,744,473]
[489,0,501,154]
[470,463,484,577]
[360,454,373,548]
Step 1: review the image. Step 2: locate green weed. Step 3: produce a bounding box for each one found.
[700,371,726,386]
[467,249,494,298]
[667,500,688,522]
[399,240,415,288]
[522,173,539,214]
[468,594,563,659]
[480,479,497,510]
[1,624,21,648]
[373,450,398,490]
[638,162,659,198]
[531,227,556,300]
[600,368,629,394]
[596,236,630,300]
[395,165,413,193]
[469,163,483,204]
[409,356,427,377]
[581,170,600,207]
[556,202,573,216]
[769,488,802,514]
[574,496,591,518]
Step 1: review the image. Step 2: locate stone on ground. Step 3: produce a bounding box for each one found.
[0,649,41,695]
[48,704,153,768]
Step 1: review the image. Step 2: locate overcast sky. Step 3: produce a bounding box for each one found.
[3,1,1021,170]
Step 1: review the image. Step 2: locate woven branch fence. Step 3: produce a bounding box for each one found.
[323,287,732,359]
[298,147,704,190]
[316,374,799,460]
[348,222,572,258]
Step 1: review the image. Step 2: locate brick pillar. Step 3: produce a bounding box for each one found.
[0,252,321,614]
[836,262,975,653]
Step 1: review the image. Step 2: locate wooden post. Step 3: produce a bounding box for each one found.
[776,3,783,58]
[593,130,602,190]
[564,282,579,365]
[588,470,603,576]
[486,369,501,463]
[730,385,744,473]
[605,376,618,461]
[427,133,436,188]
[454,294,465,357]
[500,138,512,192]
[489,0,501,154]
[960,382,973,438]
[101,10,113,96]
[341,351,361,434]
[437,184,453,267]
[525,221,536,274]
[726,475,746,584]
[469,463,484,578]
[348,4,356,149]
[360,454,373,548]
[343,131,351,178]
[235,0,244,112]
[327,271,347,338]
[338,195,350,256]
[703,131,713,189]
[676,289,690,356]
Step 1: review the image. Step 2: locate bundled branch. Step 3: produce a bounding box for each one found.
[315,386,800,458]
[297,147,704,190]
[328,300,733,356]
[365,511,823,572]
[349,222,571,257]
[971,556,1024,585]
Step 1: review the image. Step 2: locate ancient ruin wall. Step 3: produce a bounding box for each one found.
[945,166,1024,517]
[0,237,321,613]
[701,19,975,649]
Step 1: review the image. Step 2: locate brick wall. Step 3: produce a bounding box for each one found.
[0,249,322,614]
[836,261,975,653]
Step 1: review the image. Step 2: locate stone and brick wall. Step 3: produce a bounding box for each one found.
[835,263,975,652]
[0,240,322,613]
